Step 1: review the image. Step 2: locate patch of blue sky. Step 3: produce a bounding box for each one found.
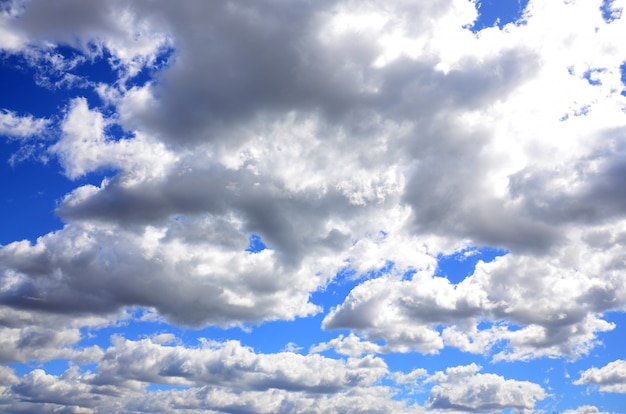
[40,359,70,376]
[620,61,626,96]
[436,246,508,283]
[245,233,267,253]
[125,46,175,90]
[583,68,606,86]
[312,266,369,309]
[0,158,72,244]
[0,51,124,244]
[9,359,69,377]
[362,260,395,280]
[146,383,191,392]
[573,105,591,117]
[8,362,38,377]
[55,45,117,86]
[600,0,623,23]
[469,0,530,33]
[235,316,336,354]
[104,122,135,142]
[0,151,121,244]
[0,53,67,116]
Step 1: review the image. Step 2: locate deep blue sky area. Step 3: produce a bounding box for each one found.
[470,0,530,32]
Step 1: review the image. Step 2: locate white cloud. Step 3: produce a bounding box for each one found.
[0,3,27,51]
[323,232,624,360]
[563,406,613,414]
[0,336,410,414]
[392,368,429,385]
[575,359,626,393]
[322,273,485,354]
[51,97,177,180]
[0,110,49,139]
[310,333,384,357]
[0,305,125,364]
[425,363,547,413]
[0,0,626,410]
[95,336,389,393]
[0,219,331,327]
[2,0,171,80]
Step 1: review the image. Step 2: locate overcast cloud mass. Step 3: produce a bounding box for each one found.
[1,0,626,412]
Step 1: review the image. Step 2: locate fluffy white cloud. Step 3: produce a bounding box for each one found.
[425,363,547,413]
[0,0,626,411]
[0,110,49,139]
[310,333,385,357]
[0,336,412,414]
[95,336,389,393]
[562,406,612,414]
[1,375,416,414]
[1,0,625,362]
[51,97,177,180]
[323,230,623,360]
[0,220,332,327]
[2,0,170,79]
[575,360,626,393]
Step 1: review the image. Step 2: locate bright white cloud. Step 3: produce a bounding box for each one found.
[575,360,626,393]
[96,336,389,392]
[563,406,613,414]
[0,110,49,139]
[425,363,547,412]
[0,336,409,414]
[51,97,177,180]
[310,333,384,357]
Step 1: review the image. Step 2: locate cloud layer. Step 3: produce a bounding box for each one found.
[1,0,626,412]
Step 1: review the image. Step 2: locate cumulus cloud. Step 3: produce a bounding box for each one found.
[0,110,49,139]
[575,359,626,393]
[50,97,177,180]
[0,0,626,411]
[323,232,623,360]
[1,0,624,357]
[425,363,547,413]
[562,406,613,414]
[2,0,170,80]
[0,221,331,326]
[0,336,409,414]
[95,336,389,393]
[310,333,385,357]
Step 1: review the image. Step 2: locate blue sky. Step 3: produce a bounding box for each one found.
[1,0,626,413]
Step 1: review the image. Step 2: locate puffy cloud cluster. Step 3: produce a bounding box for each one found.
[563,406,613,414]
[0,0,625,411]
[322,234,624,360]
[0,337,552,414]
[0,336,399,413]
[0,110,49,139]
[424,364,547,413]
[575,359,626,393]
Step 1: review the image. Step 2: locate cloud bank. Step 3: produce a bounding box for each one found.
[1,0,626,412]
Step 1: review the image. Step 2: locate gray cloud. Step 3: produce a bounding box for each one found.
[1,0,626,411]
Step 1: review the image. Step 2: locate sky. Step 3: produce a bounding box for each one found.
[0,0,626,413]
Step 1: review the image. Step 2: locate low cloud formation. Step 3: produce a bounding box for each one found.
[425,364,547,412]
[575,360,626,393]
[563,406,612,414]
[1,0,625,411]
[0,337,408,414]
